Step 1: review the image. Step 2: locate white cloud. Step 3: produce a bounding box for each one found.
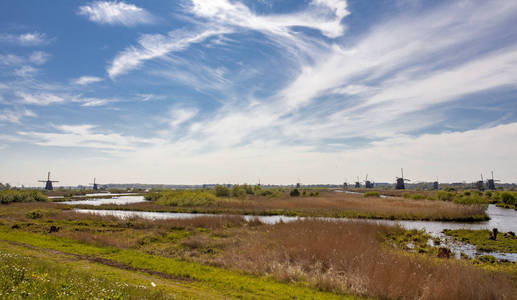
[78,1,155,26]
[169,106,198,128]
[108,28,228,78]
[0,109,36,123]
[190,0,349,38]
[18,124,164,151]
[80,98,112,107]
[0,32,49,46]
[14,66,38,77]
[0,54,24,66]
[29,51,50,65]
[16,91,65,105]
[72,76,103,85]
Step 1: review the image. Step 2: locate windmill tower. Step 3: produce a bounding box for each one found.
[364,174,374,189]
[38,171,59,190]
[486,171,499,190]
[343,178,348,190]
[354,176,361,188]
[433,178,439,190]
[395,168,410,190]
[475,174,485,191]
[90,178,99,190]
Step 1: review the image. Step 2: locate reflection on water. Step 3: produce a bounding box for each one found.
[76,193,138,197]
[73,204,517,261]
[61,195,146,206]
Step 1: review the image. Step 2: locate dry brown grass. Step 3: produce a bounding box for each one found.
[93,190,486,221]
[218,220,517,299]
[3,204,515,299]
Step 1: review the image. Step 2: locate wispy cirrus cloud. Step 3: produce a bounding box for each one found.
[15,91,115,107]
[13,66,39,78]
[0,108,36,123]
[72,76,103,85]
[28,51,50,65]
[18,124,164,151]
[78,1,155,26]
[189,0,349,38]
[107,28,228,78]
[0,32,50,46]
[107,0,350,79]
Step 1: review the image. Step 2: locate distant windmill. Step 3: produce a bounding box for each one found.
[354,176,361,188]
[475,174,485,191]
[395,168,410,190]
[364,174,374,189]
[486,171,500,190]
[433,178,439,190]
[89,178,99,190]
[38,171,59,190]
[343,178,348,190]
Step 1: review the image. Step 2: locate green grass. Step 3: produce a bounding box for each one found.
[444,229,517,253]
[0,245,169,299]
[363,191,380,198]
[0,190,47,204]
[146,190,220,206]
[0,228,356,300]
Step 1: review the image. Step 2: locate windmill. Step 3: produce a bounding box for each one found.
[475,174,485,191]
[395,168,410,190]
[486,171,500,190]
[89,178,99,190]
[343,178,348,190]
[38,171,59,190]
[354,176,361,188]
[433,178,439,190]
[364,174,374,189]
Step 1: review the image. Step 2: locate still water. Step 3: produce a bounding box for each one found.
[60,195,146,206]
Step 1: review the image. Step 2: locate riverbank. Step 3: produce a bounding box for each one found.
[1,202,516,299]
[62,190,489,222]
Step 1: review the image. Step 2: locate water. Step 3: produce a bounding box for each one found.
[60,195,147,206]
[75,192,137,197]
[73,204,517,261]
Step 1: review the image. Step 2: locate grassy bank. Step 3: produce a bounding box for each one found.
[444,229,517,253]
[1,203,516,299]
[0,229,351,300]
[0,243,169,299]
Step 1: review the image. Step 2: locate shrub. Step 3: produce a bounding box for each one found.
[364,191,380,198]
[215,185,230,197]
[501,192,516,205]
[231,185,247,198]
[290,189,300,197]
[151,190,217,206]
[0,190,47,204]
[437,191,455,201]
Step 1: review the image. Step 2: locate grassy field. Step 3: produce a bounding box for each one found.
[1,202,516,299]
[66,189,490,221]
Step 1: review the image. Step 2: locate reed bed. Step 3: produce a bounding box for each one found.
[91,191,487,221]
[218,220,517,299]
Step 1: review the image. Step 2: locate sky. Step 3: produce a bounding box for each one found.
[1,0,517,187]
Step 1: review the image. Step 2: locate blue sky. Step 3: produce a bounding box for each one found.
[1,0,517,186]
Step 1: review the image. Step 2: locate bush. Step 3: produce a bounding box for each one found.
[364,191,380,198]
[231,185,247,199]
[215,185,230,197]
[290,189,300,197]
[501,192,516,205]
[437,191,455,201]
[151,190,217,206]
[0,190,47,204]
